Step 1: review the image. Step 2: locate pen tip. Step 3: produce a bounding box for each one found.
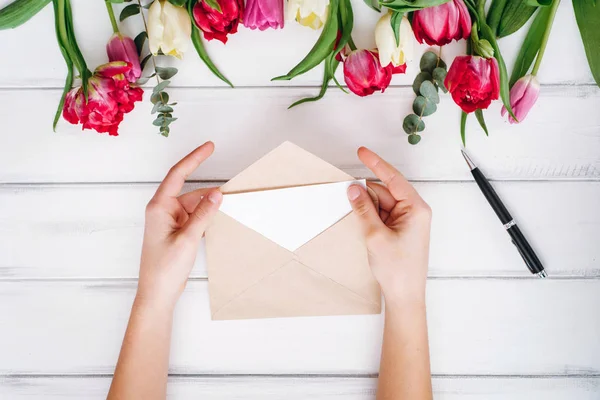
[461,149,477,170]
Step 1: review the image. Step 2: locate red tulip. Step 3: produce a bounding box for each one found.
[193,0,244,44]
[106,34,142,83]
[412,0,471,46]
[444,55,499,113]
[63,62,143,136]
[343,49,393,97]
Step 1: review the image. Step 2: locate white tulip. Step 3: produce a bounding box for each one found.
[148,0,192,59]
[286,0,329,30]
[375,12,414,68]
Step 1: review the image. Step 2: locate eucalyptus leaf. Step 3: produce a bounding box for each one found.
[0,0,51,30]
[272,0,339,80]
[157,105,174,113]
[413,96,437,116]
[151,91,170,104]
[390,11,403,47]
[509,6,550,86]
[156,66,178,80]
[419,81,439,104]
[119,3,140,21]
[160,126,170,137]
[412,71,432,95]
[402,114,425,134]
[153,80,171,93]
[134,31,147,56]
[408,134,422,145]
[573,0,600,88]
[380,0,450,13]
[151,101,161,114]
[432,67,448,93]
[474,109,489,136]
[419,51,438,74]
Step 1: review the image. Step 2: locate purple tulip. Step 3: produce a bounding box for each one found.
[501,75,540,124]
[243,0,283,30]
[106,33,142,83]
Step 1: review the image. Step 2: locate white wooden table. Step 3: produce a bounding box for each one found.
[0,1,599,398]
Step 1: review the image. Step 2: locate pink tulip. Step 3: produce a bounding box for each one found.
[501,75,540,124]
[106,34,142,83]
[243,0,283,30]
[343,49,393,97]
[412,0,471,46]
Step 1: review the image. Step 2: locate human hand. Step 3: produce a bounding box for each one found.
[347,147,431,306]
[137,142,223,310]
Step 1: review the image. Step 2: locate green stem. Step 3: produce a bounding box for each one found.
[56,0,78,71]
[348,36,357,51]
[476,0,486,20]
[104,0,120,33]
[531,0,560,75]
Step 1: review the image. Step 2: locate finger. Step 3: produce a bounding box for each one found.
[178,187,217,214]
[155,142,215,199]
[347,184,387,237]
[180,189,223,242]
[367,182,397,212]
[358,147,417,201]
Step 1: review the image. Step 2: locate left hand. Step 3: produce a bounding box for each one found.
[137,142,223,310]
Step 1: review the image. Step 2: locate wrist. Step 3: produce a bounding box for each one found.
[134,288,178,317]
[381,284,426,313]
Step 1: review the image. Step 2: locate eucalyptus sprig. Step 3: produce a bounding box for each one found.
[402,50,447,145]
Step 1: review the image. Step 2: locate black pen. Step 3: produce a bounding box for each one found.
[461,150,547,278]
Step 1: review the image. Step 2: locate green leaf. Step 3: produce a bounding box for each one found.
[486,0,507,34]
[156,66,178,80]
[289,54,341,108]
[460,111,468,146]
[168,0,188,6]
[380,0,450,13]
[412,71,432,95]
[51,0,73,132]
[573,0,600,88]
[432,67,447,93]
[413,96,437,116]
[402,114,425,134]
[478,21,517,120]
[474,109,489,136]
[363,0,381,11]
[273,0,339,80]
[408,134,422,145]
[134,31,147,56]
[140,54,152,71]
[526,0,551,5]
[63,0,90,99]
[419,80,439,104]
[153,80,170,93]
[160,126,170,137]
[151,101,161,114]
[332,0,353,56]
[390,11,403,47]
[119,3,140,21]
[497,0,537,38]
[151,91,169,104]
[157,105,174,113]
[0,0,51,30]
[203,0,222,12]
[509,6,550,87]
[153,116,165,126]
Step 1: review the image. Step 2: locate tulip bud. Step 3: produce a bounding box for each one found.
[445,55,499,113]
[148,0,192,59]
[412,0,471,46]
[286,0,329,30]
[374,12,414,68]
[106,33,142,83]
[501,74,540,124]
[343,49,392,97]
[193,0,244,43]
[243,0,284,30]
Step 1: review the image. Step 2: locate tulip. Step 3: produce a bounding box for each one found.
[286,0,329,30]
[444,55,499,113]
[192,0,244,44]
[63,62,143,136]
[106,33,142,83]
[501,74,539,124]
[148,0,192,59]
[343,49,393,97]
[243,0,283,30]
[375,12,414,68]
[412,0,471,46]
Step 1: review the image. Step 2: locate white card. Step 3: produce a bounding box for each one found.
[219,180,366,251]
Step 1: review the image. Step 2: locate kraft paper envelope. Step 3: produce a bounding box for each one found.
[205,142,381,320]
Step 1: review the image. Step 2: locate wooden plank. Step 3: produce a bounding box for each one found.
[1,376,599,399]
[1,182,597,279]
[0,0,593,87]
[1,280,598,375]
[1,86,599,183]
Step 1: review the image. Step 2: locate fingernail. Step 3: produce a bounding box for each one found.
[208,190,222,204]
[347,186,361,201]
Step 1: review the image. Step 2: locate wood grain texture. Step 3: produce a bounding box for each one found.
[0,0,593,87]
[1,86,599,183]
[1,376,599,399]
[1,181,598,279]
[1,280,598,375]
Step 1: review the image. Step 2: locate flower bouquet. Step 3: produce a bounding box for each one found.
[1,0,599,144]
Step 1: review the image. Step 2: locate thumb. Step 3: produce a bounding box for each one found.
[347,184,386,237]
[181,189,223,241]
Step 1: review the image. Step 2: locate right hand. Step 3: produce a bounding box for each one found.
[347,147,432,306]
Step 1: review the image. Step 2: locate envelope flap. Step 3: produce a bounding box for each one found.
[221,142,354,194]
